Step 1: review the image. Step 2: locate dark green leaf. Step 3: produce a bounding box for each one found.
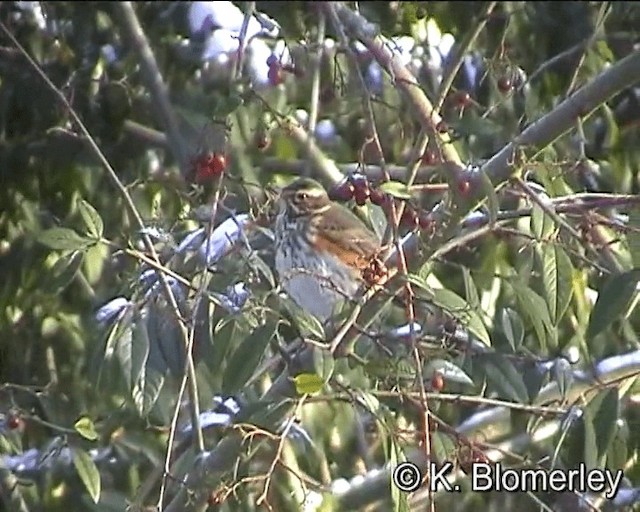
[530,204,554,240]
[222,319,278,394]
[481,354,529,403]
[43,251,84,294]
[511,283,554,350]
[38,227,94,251]
[77,199,104,239]
[541,245,574,325]
[590,387,619,459]
[425,359,473,386]
[312,346,335,383]
[587,269,640,341]
[409,276,491,346]
[628,209,640,268]
[72,448,101,503]
[500,308,524,351]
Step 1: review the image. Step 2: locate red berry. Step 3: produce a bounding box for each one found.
[436,120,448,133]
[330,181,355,201]
[418,212,434,230]
[451,91,471,109]
[194,152,227,183]
[268,63,283,86]
[369,188,388,207]
[400,207,418,228]
[497,76,513,93]
[353,181,370,206]
[457,179,471,196]
[7,413,22,430]
[256,132,271,151]
[421,149,440,165]
[431,372,444,391]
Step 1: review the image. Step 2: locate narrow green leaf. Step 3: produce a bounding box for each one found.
[77,199,104,239]
[379,180,412,199]
[312,346,335,383]
[481,354,529,403]
[409,277,491,346]
[590,387,619,459]
[424,359,473,386]
[511,283,554,350]
[74,417,99,441]
[627,209,640,269]
[72,448,101,503]
[541,245,574,325]
[479,171,499,226]
[43,251,84,294]
[587,269,640,341]
[462,267,480,309]
[500,308,524,351]
[222,319,278,393]
[530,204,554,240]
[293,373,324,394]
[38,227,93,251]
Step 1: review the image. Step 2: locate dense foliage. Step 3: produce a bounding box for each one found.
[1,2,640,511]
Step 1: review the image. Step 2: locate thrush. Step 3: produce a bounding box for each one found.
[274,177,384,322]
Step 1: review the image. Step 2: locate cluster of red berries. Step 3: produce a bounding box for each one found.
[192,151,227,184]
[329,174,435,231]
[5,412,22,430]
[266,55,301,87]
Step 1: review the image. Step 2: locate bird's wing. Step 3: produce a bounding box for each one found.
[313,204,381,267]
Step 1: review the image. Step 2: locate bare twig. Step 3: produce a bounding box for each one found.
[114,3,189,172]
[434,2,497,113]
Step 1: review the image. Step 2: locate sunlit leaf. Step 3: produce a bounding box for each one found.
[379,180,412,199]
[77,199,104,239]
[72,448,101,503]
[74,417,99,441]
[541,245,574,325]
[500,308,524,351]
[38,227,94,251]
[293,373,324,394]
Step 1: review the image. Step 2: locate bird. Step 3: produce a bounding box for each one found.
[274,177,384,322]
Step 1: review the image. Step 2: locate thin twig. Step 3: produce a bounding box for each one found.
[434,1,497,113]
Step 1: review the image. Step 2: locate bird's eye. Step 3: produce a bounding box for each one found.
[297,192,308,201]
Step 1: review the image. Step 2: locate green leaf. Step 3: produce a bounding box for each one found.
[74,417,99,441]
[77,199,104,239]
[72,448,101,503]
[379,180,413,200]
[431,431,457,465]
[293,373,324,394]
[479,171,499,226]
[481,354,529,403]
[424,359,473,386]
[409,277,491,346]
[38,227,94,251]
[500,308,524,351]
[222,319,278,394]
[541,245,574,325]
[117,311,150,410]
[587,269,640,341]
[312,346,335,383]
[530,204,554,240]
[43,251,84,294]
[590,387,619,459]
[628,209,640,269]
[511,283,554,350]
